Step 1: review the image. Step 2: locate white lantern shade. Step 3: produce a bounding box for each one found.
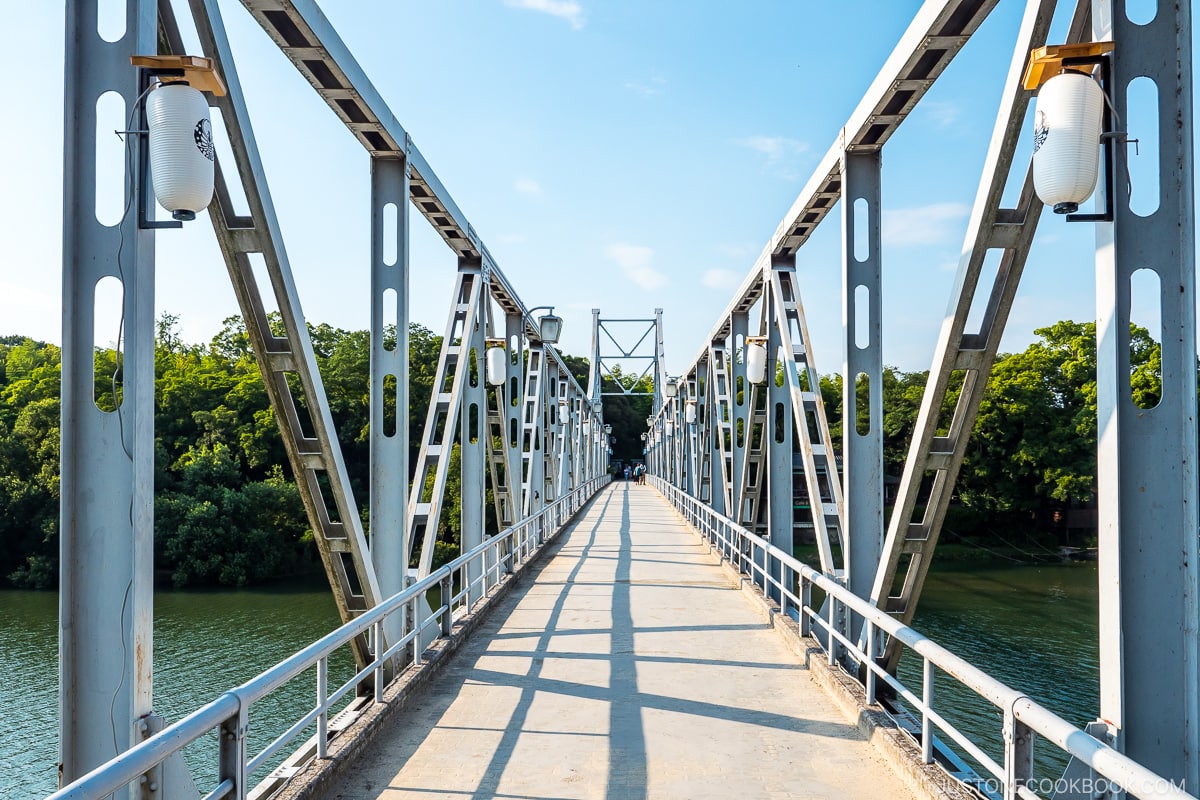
[746,342,768,384]
[663,379,678,398]
[664,420,674,436]
[147,84,215,220]
[1032,72,1104,214]
[685,401,697,425]
[485,346,507,386]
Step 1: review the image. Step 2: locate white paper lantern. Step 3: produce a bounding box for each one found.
[1032,72,1104,214]
[664,420,674,436]
[485,346,506,386]
[685,401,697,425]
[147,84,215,220]
[746,342,768,384]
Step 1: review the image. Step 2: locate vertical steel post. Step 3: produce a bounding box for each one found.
[369,157,409,642]
[653,307,666,415]
[841,150,884,643]
[504,312,526,515]
[730,312,750,523]
[60,0,157,783]
[460,259,487,605]
[1003,710,1033,800]
[767,256,795,600]
[1094,0,1199,784]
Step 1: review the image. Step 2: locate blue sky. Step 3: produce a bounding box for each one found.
[0,0,1173,376]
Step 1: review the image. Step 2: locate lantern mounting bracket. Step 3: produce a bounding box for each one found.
[1058,52,1115,224]
[128,55,226,230]
[131,66,183,231]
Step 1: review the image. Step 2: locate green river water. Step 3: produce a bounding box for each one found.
[0,561,1099,799]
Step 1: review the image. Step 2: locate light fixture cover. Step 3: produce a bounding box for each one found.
[539,313,563,343]
[485,346,507,386]
[1032,71,1104,214]
[147,83,215,221]
[746,342,768,384]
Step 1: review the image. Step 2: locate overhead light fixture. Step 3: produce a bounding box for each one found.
[485,338,507,386]
[746,337,768,384]
[1024,42,1116,221]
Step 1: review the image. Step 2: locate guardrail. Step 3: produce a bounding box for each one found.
[46,475,611,800]
[650,476,1195,800]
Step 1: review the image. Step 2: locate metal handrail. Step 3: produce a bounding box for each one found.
[46,475,611,800]
[650,476,1196,800]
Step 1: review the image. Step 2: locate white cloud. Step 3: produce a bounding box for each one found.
[606,243,667,290]
[716,243,758,260]
[882,202,970,247]
[496,233,527,245]
[625,75,666,96]
[701,268,740,289]
[920,100,960,128]
[504,0,585,29]
[738,135,809,162]
[514,177,542,195]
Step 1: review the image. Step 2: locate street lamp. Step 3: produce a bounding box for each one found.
[527,305,562,344]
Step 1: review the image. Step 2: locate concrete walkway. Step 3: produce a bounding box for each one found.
[317,483,917,800]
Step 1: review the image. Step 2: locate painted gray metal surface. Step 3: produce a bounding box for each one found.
[60,0,158,782]
[408,266,483,574]
[766,259,795,595]
[682,0,1000,374]
[520,344,547,517]
[868,0,1061,667]
[182,0,384,668]
[769,262,845,577]
[841,151,884,632]
[369,157,409,644]
[1094,0,1199,784]
[460,261,487,602]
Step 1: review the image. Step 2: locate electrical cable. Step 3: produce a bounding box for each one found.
[105,78,156,757]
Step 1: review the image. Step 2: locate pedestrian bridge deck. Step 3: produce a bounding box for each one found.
[315,482,916,799]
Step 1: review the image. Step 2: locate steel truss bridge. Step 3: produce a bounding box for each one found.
[48,1,1197,799]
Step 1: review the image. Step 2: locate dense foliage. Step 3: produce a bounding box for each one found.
[0,319,1162,589]
[0,317,443,589]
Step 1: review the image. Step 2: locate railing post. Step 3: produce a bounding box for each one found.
[441,573,454,637]
[922,658,934,764]
[865,621,877,706]
[1003,707,1034,800]
[410,596,422,665]
[316,657,329,759]
[218,704,248,800]
[779,562,789,620]
[828,598,838,667]
[800,577,811,637]
[373,620,385,704]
